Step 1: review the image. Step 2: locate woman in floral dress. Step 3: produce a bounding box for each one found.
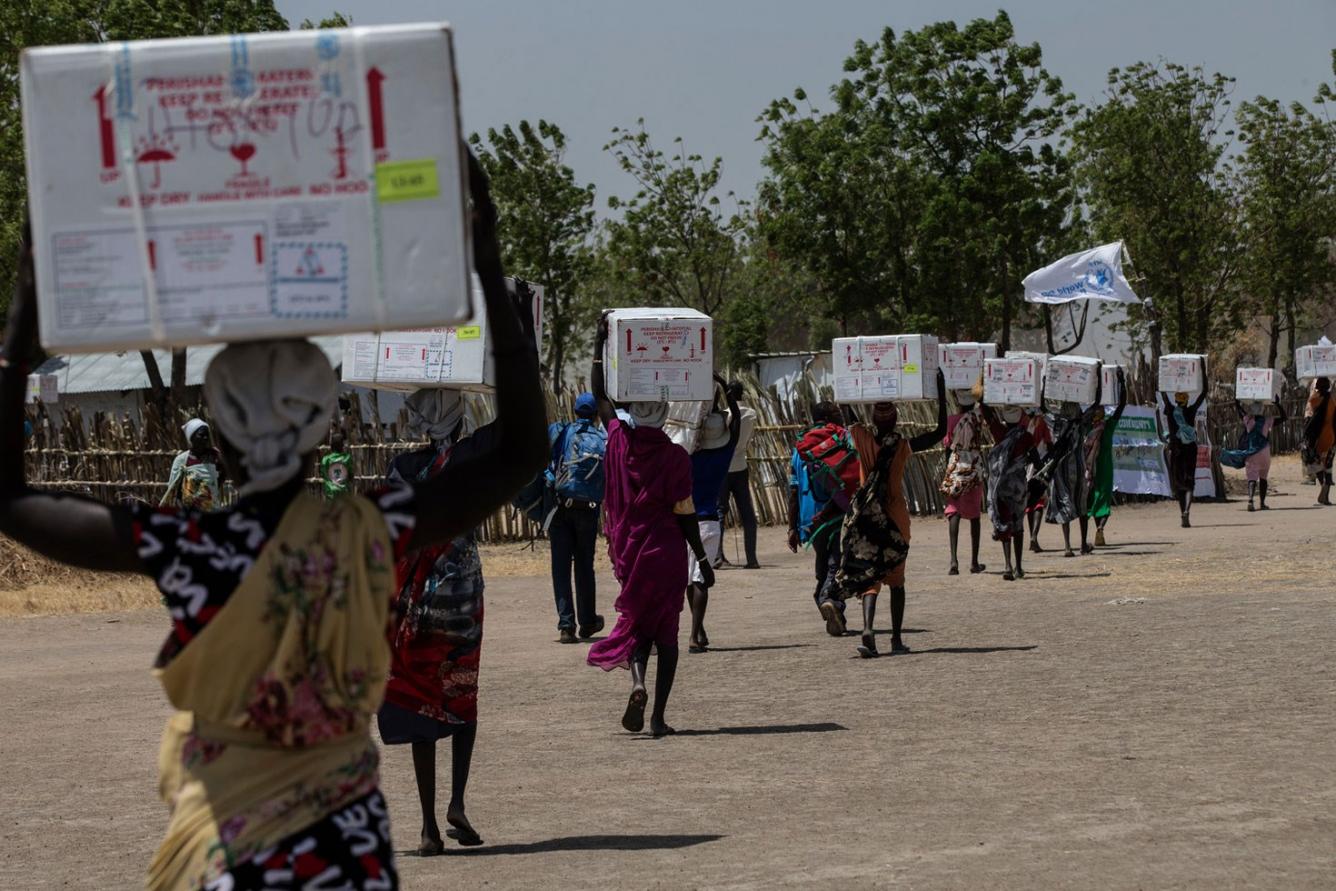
[0,162,547,890]
[377,387,497,853]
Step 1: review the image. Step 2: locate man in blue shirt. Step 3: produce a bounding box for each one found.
[788,401,849,635]
[547,393,607,644]
[686,377,741,653]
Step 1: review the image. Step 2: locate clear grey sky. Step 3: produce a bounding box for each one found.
[276,0,1335,204]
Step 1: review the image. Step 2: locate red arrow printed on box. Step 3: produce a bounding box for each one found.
[367,67,386,152]
[94,85,115,169]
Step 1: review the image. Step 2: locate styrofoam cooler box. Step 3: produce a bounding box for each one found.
[1043,355,1101,404]
[664,400,712,454]
[1235,367,1280,402]
[1159,354,1206,394]
[603,308,713,402]
[833,334,939,403]
[1101,364,1124,404]
[1295,344,1336,380]
[938,342,998,389]
[21,24,472,352]
[983,357,1041,406]
[341,279,543,392]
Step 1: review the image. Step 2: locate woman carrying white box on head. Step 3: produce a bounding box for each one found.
[1159,357,1209,527]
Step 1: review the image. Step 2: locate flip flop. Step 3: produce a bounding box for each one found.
[446,814,483,847]
[970,563,987,574]
[948,564,960,576]
[622,688,647,733]
[857,634,879,659]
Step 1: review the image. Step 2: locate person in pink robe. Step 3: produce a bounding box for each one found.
[586,317,713,738]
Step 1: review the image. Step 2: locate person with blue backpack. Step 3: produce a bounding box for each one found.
[548,392,608,644]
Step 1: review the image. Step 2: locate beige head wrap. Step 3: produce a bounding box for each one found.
[404,389,466,442]
[626,401,669,429]
[203,340,336,496]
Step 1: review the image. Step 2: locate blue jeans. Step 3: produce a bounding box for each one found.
[549,505,599,630]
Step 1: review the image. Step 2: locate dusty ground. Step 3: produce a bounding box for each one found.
[2,455,1334,889]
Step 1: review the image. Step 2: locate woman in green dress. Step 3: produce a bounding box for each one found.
[1086,368,1127,547]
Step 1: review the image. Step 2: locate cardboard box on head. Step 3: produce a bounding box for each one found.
[340,278,543,392]
[938,342,998,390]
[1100,364,1124,405]
[832,334,940,403]
[1043,355,1102,404]
[602,308,714,403]
[1235,367,1281,403]
[1005,350,1048,379]
[21,23,472,352]
[1294,344,1336,381]
[1159,354,1207,395]
[983,356,1041,406]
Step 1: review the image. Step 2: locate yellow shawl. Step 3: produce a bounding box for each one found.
[148,492,395,890]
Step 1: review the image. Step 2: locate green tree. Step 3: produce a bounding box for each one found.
[1071,61,1241,359]
[469,120,597,385]
[758,11,1076,349]
[1235,64,1336,371]
[602,120,744,318]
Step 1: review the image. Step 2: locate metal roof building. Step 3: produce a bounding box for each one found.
[34,337,345,395]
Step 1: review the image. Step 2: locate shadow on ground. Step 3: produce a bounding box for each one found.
[423,833,726,857]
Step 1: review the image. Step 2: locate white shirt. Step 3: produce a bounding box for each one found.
[728,406,758,474]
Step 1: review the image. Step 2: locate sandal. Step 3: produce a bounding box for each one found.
[970,563,986,574]
[621,688,647,733]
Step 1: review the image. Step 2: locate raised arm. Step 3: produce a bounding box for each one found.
[406,154,548,549]
[1109,369,1128,427]
[1190,358,1208,411]
[0,229,139,571]
[591,313,615,425]
[718,374,741,449]
[909,368,948,452]
[1083,369,1105,425]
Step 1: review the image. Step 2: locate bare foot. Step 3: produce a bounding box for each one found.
[650,719,676,738]
[418,831,445,857]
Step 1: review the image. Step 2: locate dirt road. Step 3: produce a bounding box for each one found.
[2,458,1334,888]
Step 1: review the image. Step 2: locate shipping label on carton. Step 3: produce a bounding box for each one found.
[938,342,997,390]
[983,357,1040,406]
[1043,356,1100,404]
[1159,355,1205,394]
[833,335,939,403]
[21,24,472,352]
[1295,345,1336,380]
[1235,367,1279,403]
[605,310,713,402]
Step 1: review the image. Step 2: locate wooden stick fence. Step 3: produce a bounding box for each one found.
[31,360,1297,543]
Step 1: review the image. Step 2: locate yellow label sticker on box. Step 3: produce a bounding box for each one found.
[375,158,440,203]
[904,363,919,373]
[456,326,482,341]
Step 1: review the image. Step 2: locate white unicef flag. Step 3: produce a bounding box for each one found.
[1023,242,1141,305]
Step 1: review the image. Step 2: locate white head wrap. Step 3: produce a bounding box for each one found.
[182,418,209,445]
[627,401,669,429]
[203,340,336,496]
[1000,405,1024,424]
[404,389,466,442]
[699,412,730,450]
[954,389,977,407]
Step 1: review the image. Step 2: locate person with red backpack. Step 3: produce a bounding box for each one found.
[788,401,857,636]
[837,370,948,659]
